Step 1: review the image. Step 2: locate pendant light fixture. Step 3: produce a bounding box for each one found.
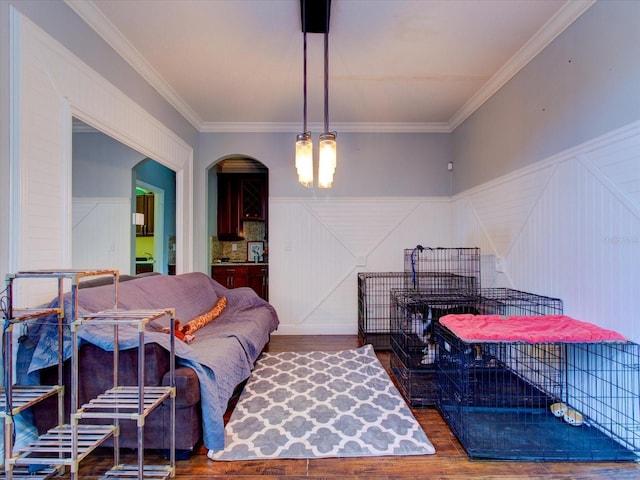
[318,0,336,189]
[295,0,336,189]
[295,0,313,187]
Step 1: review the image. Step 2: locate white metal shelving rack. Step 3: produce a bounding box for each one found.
[2,307,62,480]
[2,269,119,480]
[73,308,176,480]
[2,270,175,480]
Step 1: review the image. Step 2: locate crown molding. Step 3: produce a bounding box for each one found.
[199,121,452,134]
[65,0,203,130]
[448,0,596,130]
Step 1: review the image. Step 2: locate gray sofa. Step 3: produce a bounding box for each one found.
[26,272,279,456]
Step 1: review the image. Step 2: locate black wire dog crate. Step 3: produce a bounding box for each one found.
[437,328,640,461]
[358,272,414,350]
[478,288,564,316]
[358,271,458,350]
[403,246,481,295]
[389,289,479,407]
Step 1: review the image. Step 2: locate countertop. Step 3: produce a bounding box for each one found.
[212,262,268,266]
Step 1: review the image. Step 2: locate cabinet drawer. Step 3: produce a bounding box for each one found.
[211,265,248,275]
[136,263,154,274]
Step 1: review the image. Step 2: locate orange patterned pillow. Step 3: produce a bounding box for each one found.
[181,296,227,336]
[162,319,191,342]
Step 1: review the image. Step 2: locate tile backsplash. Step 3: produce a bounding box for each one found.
[211,221,267,263]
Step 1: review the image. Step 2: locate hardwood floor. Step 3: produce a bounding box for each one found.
[72,335,640,479]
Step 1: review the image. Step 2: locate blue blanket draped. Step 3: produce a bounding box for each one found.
[20,272,279,451]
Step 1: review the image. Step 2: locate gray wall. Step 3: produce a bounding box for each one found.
[199,131,453,197]
[452,0,640,194]
[73,132,146,197]
[73,131,177,269]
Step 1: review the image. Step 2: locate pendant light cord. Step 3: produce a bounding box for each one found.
[323,1,329,133]
[303,1,308,134]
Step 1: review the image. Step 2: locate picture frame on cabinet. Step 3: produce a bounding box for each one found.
[247,241,264,262]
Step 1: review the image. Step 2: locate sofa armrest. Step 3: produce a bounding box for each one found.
[162,366,200,406]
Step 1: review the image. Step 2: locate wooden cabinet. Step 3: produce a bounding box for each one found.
[217,175,242,240]
[248,264,268,301]
[217,173,267,240]
[211,265,249,289]
[241,176,267,221]
[211,264,268,300]
[136,193,154,236]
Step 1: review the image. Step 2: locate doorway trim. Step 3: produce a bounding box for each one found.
[136,180,165,274]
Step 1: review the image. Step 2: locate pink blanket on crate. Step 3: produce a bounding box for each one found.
[439,314,627,343]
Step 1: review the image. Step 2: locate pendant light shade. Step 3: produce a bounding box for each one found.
[318,132,336,188]
[295,132,313,187]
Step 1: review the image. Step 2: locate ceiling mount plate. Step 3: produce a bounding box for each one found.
[300,0,331,33]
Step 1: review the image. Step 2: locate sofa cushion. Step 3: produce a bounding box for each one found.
[73,272,221,325]
[163,366,200,406]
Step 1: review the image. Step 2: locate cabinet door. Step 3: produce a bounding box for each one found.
[231,269,250,289]
[135,194,155,236]
[217,175,242,240]
[248,265,268,300]
[211,269,228,287]
[211,265,249,289]
[136,195,145,236]
[241,176,267,221]
[145,194,154,236]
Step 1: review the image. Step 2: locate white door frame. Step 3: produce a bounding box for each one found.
[136,180,165,273]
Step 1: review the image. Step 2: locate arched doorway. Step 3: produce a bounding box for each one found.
[207,156,269,300]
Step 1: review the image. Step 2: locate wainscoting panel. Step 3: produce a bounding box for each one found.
[269,198,451,334]
[72,198,131,274]
[10,11,69,304]
[463,164,556,258]
[452,122,640,342]
[582,132,640,218]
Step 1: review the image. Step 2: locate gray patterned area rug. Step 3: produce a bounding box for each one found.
[208,345,435,460]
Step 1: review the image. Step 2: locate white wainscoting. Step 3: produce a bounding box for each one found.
[452,121,640,342]
[72,198,131,274]
[268,197,452,334]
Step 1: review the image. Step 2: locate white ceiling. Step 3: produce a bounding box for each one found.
[67,0,595,133]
